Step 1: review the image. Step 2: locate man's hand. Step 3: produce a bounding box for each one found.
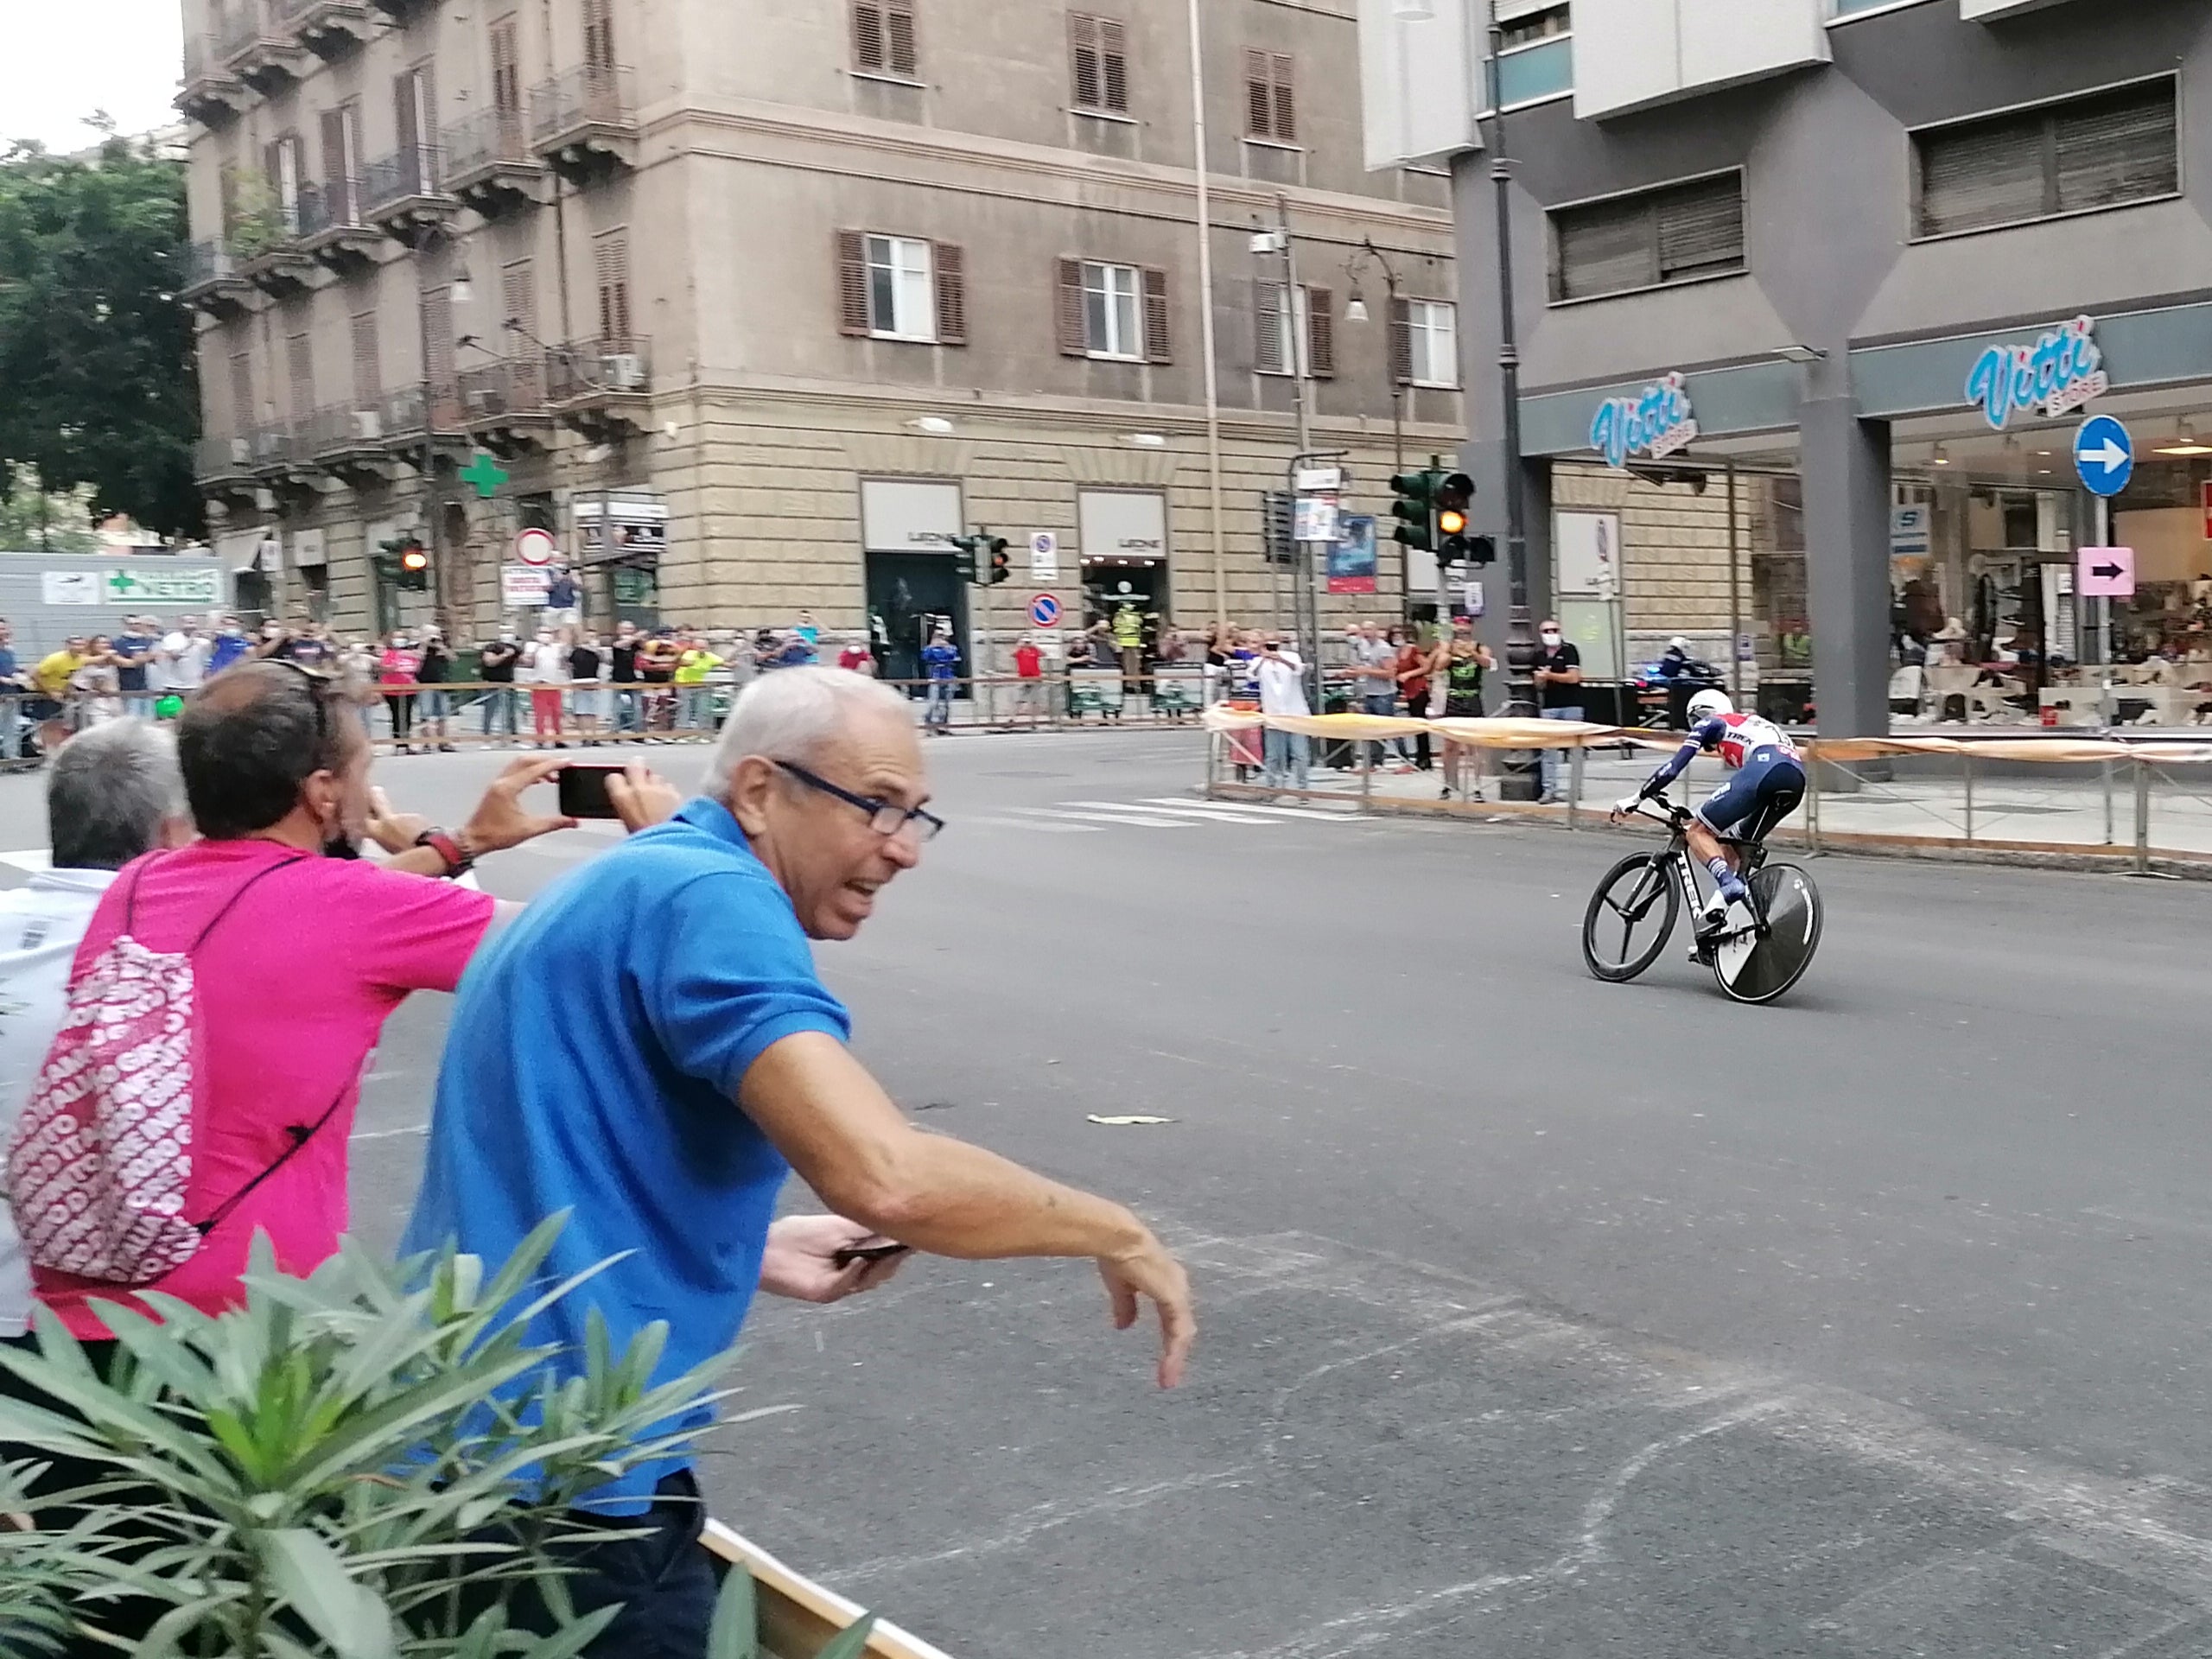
[365,786,433,855]
[459,755,578,855]
[760,1214,909,1304]
[1611,792,1646,821]
[606,762,683,834]
[1098,1230,1196,1389]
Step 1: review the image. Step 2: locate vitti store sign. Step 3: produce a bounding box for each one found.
[1966,315,2106,429]
[1591,372,1698,469]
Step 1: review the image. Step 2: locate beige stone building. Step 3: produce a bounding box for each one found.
[178,0,1464,673]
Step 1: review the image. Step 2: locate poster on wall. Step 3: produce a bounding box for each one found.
[1328,515,1378,594]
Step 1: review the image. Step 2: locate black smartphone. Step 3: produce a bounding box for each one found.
[557,763,625,819]
[831,1241,911,1268]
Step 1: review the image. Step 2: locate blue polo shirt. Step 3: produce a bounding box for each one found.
[400,796,850,1510]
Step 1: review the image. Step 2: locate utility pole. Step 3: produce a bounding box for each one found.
[1276,194,1324,702]
[1186,0,1229,629]
[1486,9,1539,798]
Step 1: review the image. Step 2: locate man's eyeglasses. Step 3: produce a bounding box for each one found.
[775,760,944,843]
[266,658,345,754]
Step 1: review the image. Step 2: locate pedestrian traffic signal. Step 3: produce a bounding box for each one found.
[1434,471,1476,563]
[1261,491,1295,564]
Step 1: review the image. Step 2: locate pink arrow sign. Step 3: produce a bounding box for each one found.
[2077,546,2135,598]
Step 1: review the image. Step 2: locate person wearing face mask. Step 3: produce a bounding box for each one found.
[1531,618,1584,805]
[378,629,425,754]
[17,663,682,1414]
[207,615,254,677]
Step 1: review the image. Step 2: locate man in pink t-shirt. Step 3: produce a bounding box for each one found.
[25,664,673,1340]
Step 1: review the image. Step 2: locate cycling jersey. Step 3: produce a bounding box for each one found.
[1700,712,1798,768]
[1643,710,1806,843]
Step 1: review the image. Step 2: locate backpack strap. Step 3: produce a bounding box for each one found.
[194,1085,347,1241]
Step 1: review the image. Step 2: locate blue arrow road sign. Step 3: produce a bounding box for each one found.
[2074,415,2134,497]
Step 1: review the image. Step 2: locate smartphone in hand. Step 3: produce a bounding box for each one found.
[831,1239,912,1268]
[556,763,626,819]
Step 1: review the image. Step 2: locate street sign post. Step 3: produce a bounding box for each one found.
[1293,464,1344,494]
[1028,594,1062,628]
[501,565,552,607]
[1027,531,1059,581]
[2074,416,2134,498]
[2076,546,2136,598]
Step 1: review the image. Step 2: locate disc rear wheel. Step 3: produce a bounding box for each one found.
[1581,852,1680,982]
[1713,861,1821,1005]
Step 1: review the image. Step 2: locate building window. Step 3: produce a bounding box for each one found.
[1255,283,1332,378]
[1495,3,1573,108]
[594,231,631,342]
[1549,169,1745,303]
[1069,13,1128,113]
[1055,259,1169,362]
[1083,262,1140,358]
[839,232,966,345]
[1394,298,1458,389]
[853,0,918,78]
[1913,76,2178,240]
[1244,49,1295,143]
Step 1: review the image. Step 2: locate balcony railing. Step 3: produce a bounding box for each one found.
[530,64,636,146]
[362,144,449,213]
[245,421,298,472]
[193,433,255,482]
[379,384,429,441]
[445,107,537,180]
[296,177,365,238]
[181,239,242,289]
[459,355,549,421]
[1496,35,1573,108]
[301,402,391,455]
[546,335,651,404]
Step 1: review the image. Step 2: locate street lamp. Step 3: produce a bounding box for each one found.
[1341,238,1405,476]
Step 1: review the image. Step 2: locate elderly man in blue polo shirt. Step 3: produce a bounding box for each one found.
[403,664,1193,1651]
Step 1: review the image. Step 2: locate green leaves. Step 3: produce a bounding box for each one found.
[3,1219,893,1657]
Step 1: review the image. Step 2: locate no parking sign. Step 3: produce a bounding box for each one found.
[1029,594,1062,628]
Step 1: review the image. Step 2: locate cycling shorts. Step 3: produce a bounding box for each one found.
[1696,747,1805,842]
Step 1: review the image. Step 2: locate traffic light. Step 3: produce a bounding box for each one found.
[947,533,979,584]
[1433,471,1476,563]
[378,535,431,592]
[1389,467,1443,553]
[985,536,1011,586]
[1261,491,1295,564]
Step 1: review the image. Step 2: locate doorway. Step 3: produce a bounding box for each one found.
[868,550,969,688]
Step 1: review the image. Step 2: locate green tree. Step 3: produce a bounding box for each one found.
[0,136,203,541]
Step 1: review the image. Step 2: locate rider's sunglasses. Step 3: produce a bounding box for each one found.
[775,760,944,843]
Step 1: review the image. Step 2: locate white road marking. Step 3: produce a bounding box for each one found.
[1139,798,1357,822]
[1060,799,1289,824]
[1006,806,1198,829]
[960,815,1105,835]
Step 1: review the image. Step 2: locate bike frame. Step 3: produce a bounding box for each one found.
[1624,798,1772,946]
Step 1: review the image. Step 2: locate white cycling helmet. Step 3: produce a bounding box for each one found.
[1686,689,1733,723]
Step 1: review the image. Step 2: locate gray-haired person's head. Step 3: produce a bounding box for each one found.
[48,719,192,872]
[704,666,931,942]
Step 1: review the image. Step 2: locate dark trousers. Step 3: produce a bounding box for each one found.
[464,1468,722,1657]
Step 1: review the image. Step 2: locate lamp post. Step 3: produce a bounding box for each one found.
[1485,9,1540,798]
[1344,238,1421,624]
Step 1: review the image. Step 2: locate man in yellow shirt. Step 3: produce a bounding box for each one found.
[672,633,725,734]
[30,637,89,755]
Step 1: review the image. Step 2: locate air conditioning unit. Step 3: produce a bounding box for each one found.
[600,353,645,391]
[351,408,383,441]
[228,436,252,466]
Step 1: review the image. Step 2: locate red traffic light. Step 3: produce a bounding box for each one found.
[399,544,430,574]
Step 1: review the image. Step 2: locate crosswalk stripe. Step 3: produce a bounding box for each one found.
[963,815,1105,834]
[1058,799,1287,824]
[1007,806,1198,829]
[1138,798,1355,822]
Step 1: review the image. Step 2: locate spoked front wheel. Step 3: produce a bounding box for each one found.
[1581,853,1681,982]
[1712,861,1822,1005]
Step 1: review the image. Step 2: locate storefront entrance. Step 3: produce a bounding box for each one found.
[867,550,968,686]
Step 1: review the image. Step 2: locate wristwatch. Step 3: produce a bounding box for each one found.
[413,827,475,879]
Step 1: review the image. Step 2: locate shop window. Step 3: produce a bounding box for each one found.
[1549,170,1745,304]
[1914,76,2177,240]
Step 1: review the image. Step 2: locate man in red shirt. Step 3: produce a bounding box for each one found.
[1013,636,1046,725]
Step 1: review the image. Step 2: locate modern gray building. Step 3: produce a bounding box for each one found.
[1361,0,2212,734]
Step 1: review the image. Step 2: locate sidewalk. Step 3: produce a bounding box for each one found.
[1205,732,2212,871]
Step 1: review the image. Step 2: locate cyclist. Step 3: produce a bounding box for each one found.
[1614,689,1806,923]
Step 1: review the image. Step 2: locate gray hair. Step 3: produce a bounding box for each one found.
[48,719,188,872]
[703,666,912,798]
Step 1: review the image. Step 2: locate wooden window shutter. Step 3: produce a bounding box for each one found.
[594,232,631,341]
[1055,257,1086,357]
[288,331,314,420]
[262,138,282,193]
[319,109,347,196]
[1245,49,1272,137]
[1254,281,1285,374]
[1070,14,1101,110]
[583,0,615,71]
[219,164,238,234]
[933,242,966,346]
[837,231,871,334]
[853,0,885,71]
[1270,54,1295,143]
[491,17,520,111]
[394,70,420,153]
[1389,296,1413,386]
[886,0,917,76]
[230,353,255,429]
[1304,286,1333,377]
[502,259,536,340]
[1141,267,1170,364]
[423,287,455,387]
[351,310,379,405]
[1100,19,1128,112]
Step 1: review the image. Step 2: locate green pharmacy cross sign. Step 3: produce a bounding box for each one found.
[458,450,510,499]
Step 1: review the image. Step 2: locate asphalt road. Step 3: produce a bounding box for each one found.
[5,729,2212,1657]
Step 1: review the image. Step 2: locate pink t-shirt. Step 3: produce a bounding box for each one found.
[378,647,423,685]
[35,840,493,1337]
